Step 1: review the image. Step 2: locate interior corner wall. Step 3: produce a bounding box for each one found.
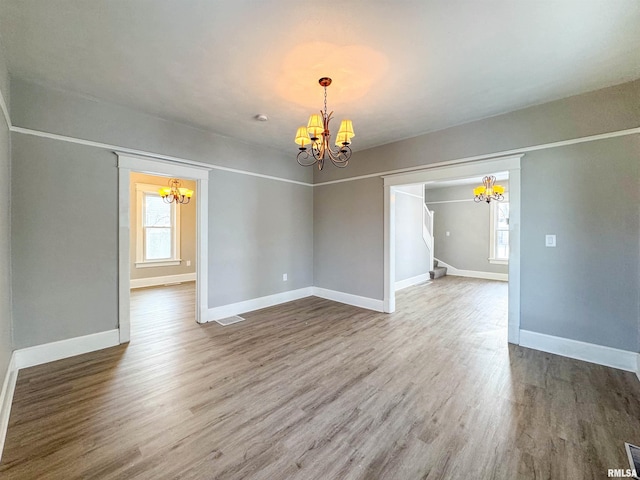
[9,79,314,349]
[311,80,640,353]
[425,182,509,274]
[129,173,197,281]
[395,188,430,283]
[0,43,12,380]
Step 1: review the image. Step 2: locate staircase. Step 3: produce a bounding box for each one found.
[429,259,447,280]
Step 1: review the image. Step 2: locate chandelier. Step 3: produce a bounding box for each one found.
[159,178,193,204]
[294,77,355,170]
[473,176,505,203]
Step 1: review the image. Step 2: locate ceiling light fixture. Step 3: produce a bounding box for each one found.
[473,175,505,203]
[294,77,354,170]
[159,178,193,205]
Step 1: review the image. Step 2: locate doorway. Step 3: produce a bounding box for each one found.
[383,155,522,344]
[117,153,210,344]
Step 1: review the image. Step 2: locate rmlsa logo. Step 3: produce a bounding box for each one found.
[608,469,638,478]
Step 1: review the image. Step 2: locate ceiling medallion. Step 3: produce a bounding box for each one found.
[294,77,355,170]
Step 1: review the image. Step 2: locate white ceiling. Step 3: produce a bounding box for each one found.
[1,1,639,154]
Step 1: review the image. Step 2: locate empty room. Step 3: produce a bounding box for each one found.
[0,1,638,479]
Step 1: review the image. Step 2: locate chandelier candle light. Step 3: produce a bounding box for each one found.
[294,77,355,170]
[473,175,505,203]
[159,178,193,205]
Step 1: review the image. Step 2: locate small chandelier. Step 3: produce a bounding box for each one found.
[159,178,193,204]
[294,77,355,170]
[473,176,505,203]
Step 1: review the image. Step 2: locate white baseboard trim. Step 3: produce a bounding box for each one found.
[312,287,384,312]
[395,273,431,291]
[0,353,17,461]
[519,330,638,373]
[206,287,314,322]
[130,272,196,289]
[435,258,508,282]
[14,329,121,370]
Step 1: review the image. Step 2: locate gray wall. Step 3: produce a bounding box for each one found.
[520,137,639,352]
[314,177,383,299]
[312,80,640,353]
[0,42,12,380]
[10,80,314,348]
[425,182,509,274]
[210,170,312,306]
[11,135,119,348]
[129,173,196,281]
[395,186,430,282]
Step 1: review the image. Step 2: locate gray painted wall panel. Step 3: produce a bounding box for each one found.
[10,78,311,184]
[314,80,640,184]
[0,83,11,381]
[314,177,383,299]
[11,135,118,348]
[395,191,430,282]
[209,170,313,306]
[520,137,639,351]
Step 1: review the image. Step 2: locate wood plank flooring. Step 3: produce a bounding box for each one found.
[1,277,639,479]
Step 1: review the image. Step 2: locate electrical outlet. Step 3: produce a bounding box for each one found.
[282,273,288,281]
[446,231,450,237]
[545,235,556,247]
[186,260,191,266]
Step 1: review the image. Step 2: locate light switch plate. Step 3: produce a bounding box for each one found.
[545,234,556,247]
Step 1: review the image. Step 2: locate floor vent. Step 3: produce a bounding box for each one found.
[215,315,245,326]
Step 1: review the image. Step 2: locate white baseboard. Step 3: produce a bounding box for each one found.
[519,330,638,373]
[312,287,384,312]
[130,272,196,289]
[14,330,120,370]
[434,258,508,282]
[207,287,314,321]
[0,352,17,461]
[395,273,431,291]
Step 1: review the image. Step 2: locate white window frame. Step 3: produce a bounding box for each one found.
[135,182,182,268]
[489,194,509,265]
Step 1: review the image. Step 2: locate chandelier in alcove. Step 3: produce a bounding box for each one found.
[473,176,505,204]
[158,178,193,204]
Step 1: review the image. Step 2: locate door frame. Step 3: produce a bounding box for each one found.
[382,155,522,344]
[117,153,211,343]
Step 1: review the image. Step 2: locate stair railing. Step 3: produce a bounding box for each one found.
[422,203,435,270]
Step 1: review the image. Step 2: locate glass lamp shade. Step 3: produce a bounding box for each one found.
[473,186,486,196]
[307,114,324,138]
[337,119,355,140]
[159,187,172,197]
[294,126,311,147]
[493,184,505,195]
[178,187,194,198]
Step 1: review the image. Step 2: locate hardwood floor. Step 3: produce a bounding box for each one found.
[1,278,639,479]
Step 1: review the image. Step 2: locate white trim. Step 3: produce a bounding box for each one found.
[637,354,640,382]
[13,330,120,370]
[118,153,209,343]
[0,87,10,129]
[488,258,508,265]
[130,272,196,289]
[316,127,640,186]
[395,273,431,291]
[312,287,385,312]
[135,260,181,268]
[0,353,17,461]
[10,125,639,188]
[207,287,313,321]
[425,198,474,204]
[384,156,520,342]
[519,330,639,373]
[394,190,423,200]
[9,127,313,186]
[434,257,509,281]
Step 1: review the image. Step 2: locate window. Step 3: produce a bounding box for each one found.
[135,183,181,267]
[489,199,509,264]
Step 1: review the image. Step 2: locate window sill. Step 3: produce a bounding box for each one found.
[135,260,182,268]
[488,258,508,265]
